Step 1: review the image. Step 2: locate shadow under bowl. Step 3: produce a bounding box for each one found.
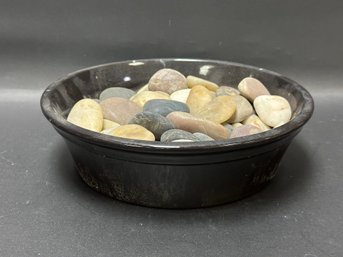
[40,58,314,208]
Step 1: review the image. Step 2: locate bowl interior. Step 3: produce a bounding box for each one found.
[41,59,314,152]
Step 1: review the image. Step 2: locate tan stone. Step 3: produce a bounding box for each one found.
[67,99,103,132]
[186,75,219,91]
[130,91,170,107]
[103,119,120,130]
[110,124,155,141]
[227,95,254,123]
[242,114,270,132]
[186,85,215,115]
[170,89,191,103]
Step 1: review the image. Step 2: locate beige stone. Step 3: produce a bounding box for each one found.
[67,99,103,132]
[170,89,191,103]
[130,91,170,107]
[103,119,120,130]
[186,75,219,91]
[227,95,254,123]
[148,68,187,94]
[216,86,240,96]
[238,77,270,102]
[243,114,270,132]
[186,85,215,115]
[110,124,155,141]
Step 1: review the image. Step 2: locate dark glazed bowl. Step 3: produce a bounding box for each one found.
[41,59,314,208]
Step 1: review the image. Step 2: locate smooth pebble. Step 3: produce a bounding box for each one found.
[166,112,229,140]
[232,123,243,128]
[129,112,174,140]
[242,114,270,132]
[230,125,262,139]
[216,86,240,96]
[67,99,103,132]
[100,97,142,124]
[110,124,155,141]
[227,95,254,123]
[160,129,199,143]
[136,84,149,94]
[186,85,215,115]
[238,77,270,102]
[130,91,170,107]
[186,75,219,91]
[170,88,191,103]
[143,99,190,116]
[148,68,187,94]
[103,119,120,130]
[254,95,292,127]
[99,87,135,101]
[193,132,215,141]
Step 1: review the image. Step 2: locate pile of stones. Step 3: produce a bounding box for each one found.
[67,68,292,142]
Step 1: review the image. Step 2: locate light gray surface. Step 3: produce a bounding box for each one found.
[1,1,343,256]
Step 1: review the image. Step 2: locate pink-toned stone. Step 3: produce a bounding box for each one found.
[148,68,187,94]
[230,124,262,139]
[238,77,270,102]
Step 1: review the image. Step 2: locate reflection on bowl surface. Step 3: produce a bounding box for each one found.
[41,59,314,208]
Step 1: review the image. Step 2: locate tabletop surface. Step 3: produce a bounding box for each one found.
[1,1,343,256]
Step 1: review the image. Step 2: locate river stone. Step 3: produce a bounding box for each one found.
[232,123,243,128]
[227,95,254,123]
[100,97,142,125]
[254,95,292,127]
[143,99,190,116]
[129,112,174,140]
[136,84,149,94]
[186,85,215,115]
[192,95,236,124]
[103,119,120,130]
[110,124,155,141]
[130,91,170,107]
[67,99,103,132]
[238,77,270,102]
[170,88,191,103]
[101,127,117,135]
[160,129,199,143]
[148,68,187,94]
[166,112,229,140]
[193,132,215,141]
[216,86,240,96]
[99,87,136,101]
[230,124,262,139]
[243,114,270,132]
[186,75,219,91]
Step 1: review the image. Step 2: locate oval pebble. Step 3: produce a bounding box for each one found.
[99,87,136,101]
[216,86,240,96]
[100,97,142,124]
[186,75,219,91]
[148,68,187,94]
[130,91,170,107]
[227,95,254,123]
[192,95,236,124]
[230,125,262,139]
[160,129,199,143]
[143,99,190,117]
[238,77,270,102]
[103,119,120,130]
[110,124,155,141]
[186,85,215,115]
[166,112,229,140]
[170,88,191,103]
[67,99,103,132]
[254,95,292,127]
[242,114,270,132]
[129,112,174,140]
[193,132,215,141]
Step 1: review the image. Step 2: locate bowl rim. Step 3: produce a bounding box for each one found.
[40,58,314,153]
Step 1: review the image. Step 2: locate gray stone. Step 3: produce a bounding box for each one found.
[160,129,199,143]
[129,111,174,140]
[143,99,190,116]
[193,132,215,141]
[99,87,136,101]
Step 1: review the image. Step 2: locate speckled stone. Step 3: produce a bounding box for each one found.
[99,87,136,101]
[238,77,270,102]
[129,112,174,140]
[170,88,191,103]
[254,95,292,127]
[166,112,229,140]
[130,91,170,107]
[100,97,142,124]
[227,95,254,123]
[67,99,103,132]
[242,114,270,132]
[143,99,190,116]
[186,85,215,115]
[216,86,240,96]
[230,124,262,139]
[103,119,120,130]
[110,124,155,141]
[186,75,219,91]
[148,68,187,94]
[160,129,199,143]
[193,132,215,141]
[191,95,236,124]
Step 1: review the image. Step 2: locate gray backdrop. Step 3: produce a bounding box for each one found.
[1,1,342,256]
